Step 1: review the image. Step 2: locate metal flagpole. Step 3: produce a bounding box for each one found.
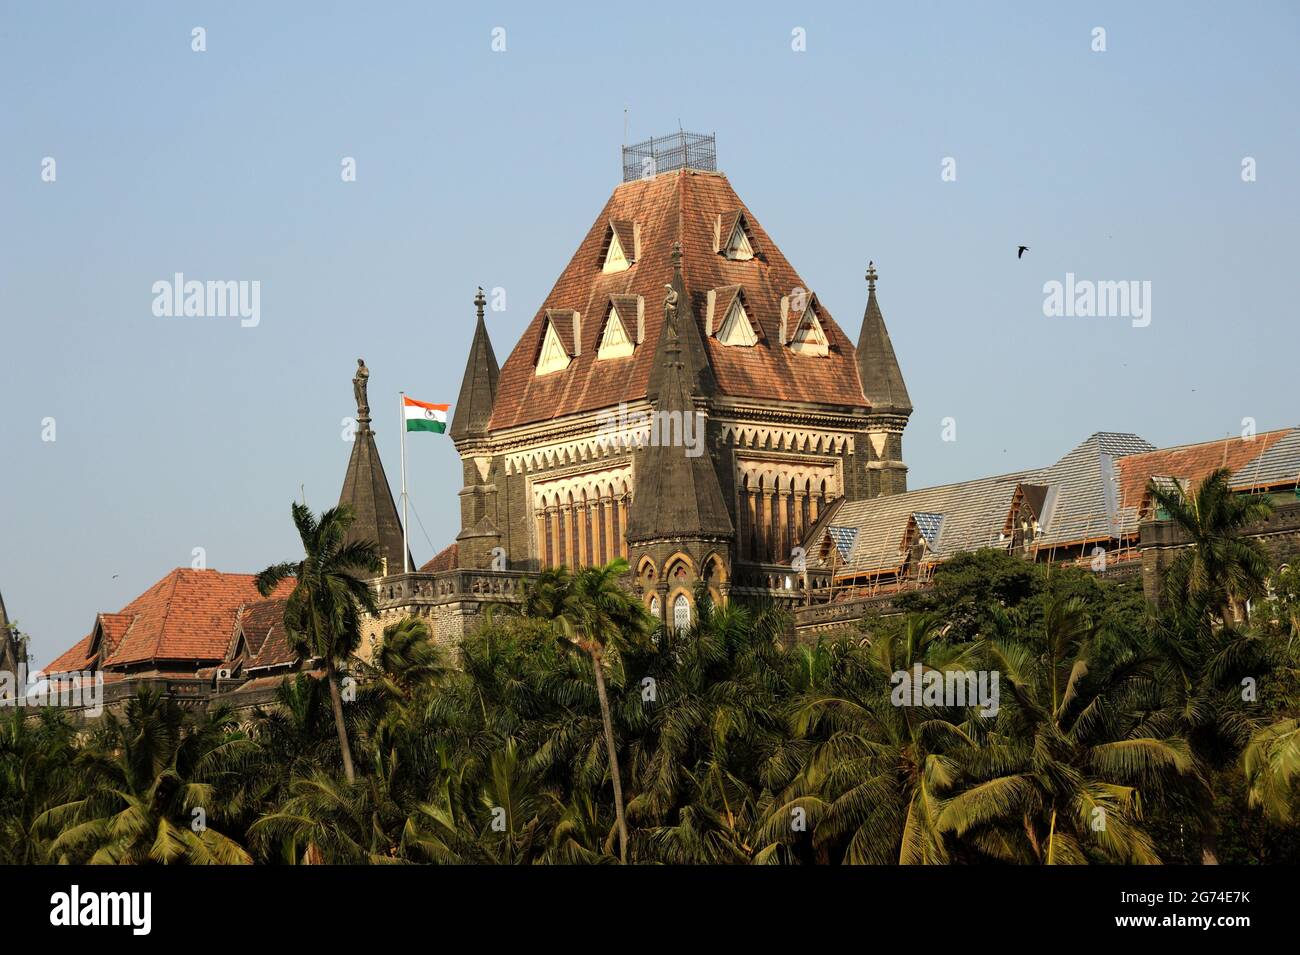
[399,392,410,574]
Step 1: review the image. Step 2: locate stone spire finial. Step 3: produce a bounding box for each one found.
[866,260,878,293]
[474,286,486,321]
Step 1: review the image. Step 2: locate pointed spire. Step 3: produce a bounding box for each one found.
[338,361,411,575]
[856,261,912,415]
[626,259,733,544]
[450,287,500,441]
[0,586,23,673]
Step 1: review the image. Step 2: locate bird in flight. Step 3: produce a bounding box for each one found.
[1017,246,1029,259]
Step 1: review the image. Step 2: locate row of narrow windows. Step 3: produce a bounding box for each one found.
[739,476,834,564]
[537,493,630,569]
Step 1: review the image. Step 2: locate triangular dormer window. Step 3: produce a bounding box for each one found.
[601,220,638,274]
[603,233,629,273]
[789,303,829,357]
[725,221,754,261]
[717,296,758,347]
[597,306,635,360]
[536,320,571,376]
[715,212,758,261]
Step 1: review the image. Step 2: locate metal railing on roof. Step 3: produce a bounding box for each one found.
[621,131,716,182]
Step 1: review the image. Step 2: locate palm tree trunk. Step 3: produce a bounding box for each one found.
[1200,823,1219,865]
[326,660,356,784]
[590,647,628,863]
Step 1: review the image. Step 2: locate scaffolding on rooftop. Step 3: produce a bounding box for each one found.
[621,131,716,183]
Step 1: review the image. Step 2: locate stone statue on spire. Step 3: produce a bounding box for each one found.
[353,358,371,423]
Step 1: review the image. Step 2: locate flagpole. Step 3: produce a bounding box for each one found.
[399,391,410,574]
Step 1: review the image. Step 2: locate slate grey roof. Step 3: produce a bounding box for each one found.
[805,432,1155,575]
[807,470,1034,574]
[1232,426,1300,490]
[1033,432,1155,548]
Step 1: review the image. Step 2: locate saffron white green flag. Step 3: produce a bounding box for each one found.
[403,396,449,433]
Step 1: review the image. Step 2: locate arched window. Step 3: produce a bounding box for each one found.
[673,594,691,633]
[649,595,660,619]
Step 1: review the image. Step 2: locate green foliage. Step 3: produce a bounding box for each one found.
[4,468,1300,864]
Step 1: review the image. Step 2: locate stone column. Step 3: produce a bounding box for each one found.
[602,497,615,564]
[534,508,548,568]
[548,506,562,569]
[576,499,589,568]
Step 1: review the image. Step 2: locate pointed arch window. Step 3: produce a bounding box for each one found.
[672,593,691,633]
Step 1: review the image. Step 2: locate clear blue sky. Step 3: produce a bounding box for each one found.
[3,1,1298,666]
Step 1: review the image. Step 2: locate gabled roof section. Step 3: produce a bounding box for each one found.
[716,211,759,260]
[44,569,298,671]
[600,219,640,273]
[786,295,830,357]
[418,542,459,573]
[488,170,869,430]
[706,285,760,347]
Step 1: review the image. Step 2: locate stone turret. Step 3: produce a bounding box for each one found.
[856,262,911,496]
[338,359,412,575]
[451,289,504,569]
[626,243,734,627]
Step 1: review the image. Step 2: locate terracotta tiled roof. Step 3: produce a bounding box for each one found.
[46,569,295,672]
[45,632,94,674]
[488,170,869,431]
[231,597,289,660]
[1116,430,1290,515]
[247,610,302,671]
[419,543,458,573]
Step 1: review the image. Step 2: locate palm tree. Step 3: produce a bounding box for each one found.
[1244,717,1300,824]
[942,596,1192,864]
[38,690,251,864]
[1147,469,1274,624]
[519,559,649,863]
[760,614,981,864]
[256,502,382,784]
[0,708,78,864]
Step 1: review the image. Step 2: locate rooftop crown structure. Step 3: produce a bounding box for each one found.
[448,150,912,625]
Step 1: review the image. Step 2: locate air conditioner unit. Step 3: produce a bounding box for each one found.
[216,668,232,681]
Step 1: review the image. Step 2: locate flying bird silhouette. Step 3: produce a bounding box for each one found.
[1017,246,1029,259]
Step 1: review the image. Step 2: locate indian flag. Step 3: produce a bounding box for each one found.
[403,396,449,433]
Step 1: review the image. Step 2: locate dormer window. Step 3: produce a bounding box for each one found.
[780,292,829,357]
[715,212,758,261]
[706,286,758,347]
[535,310,578,377]
[597,304,635,360]
[600,220,639,274]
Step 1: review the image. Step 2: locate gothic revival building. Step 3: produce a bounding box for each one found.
[439,157,913,629]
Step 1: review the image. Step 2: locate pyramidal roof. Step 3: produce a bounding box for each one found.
[625,246,734,544]
[488,169,875,430]
[450,288,500,440]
